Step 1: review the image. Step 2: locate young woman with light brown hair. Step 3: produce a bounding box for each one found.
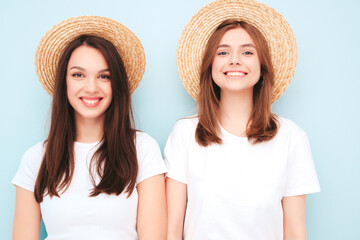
[12,16,167,240]
[165,0,320,239]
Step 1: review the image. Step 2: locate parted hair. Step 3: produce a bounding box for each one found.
[195,20,278,147]
[34,35,138,202]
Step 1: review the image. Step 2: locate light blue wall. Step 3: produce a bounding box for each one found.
[1,0,359,239]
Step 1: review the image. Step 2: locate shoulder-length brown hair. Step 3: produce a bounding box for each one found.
[34,35,138,202]
[196,20,278,147]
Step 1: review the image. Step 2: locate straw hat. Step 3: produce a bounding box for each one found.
[35,16,145,95]
[177,0,297,102]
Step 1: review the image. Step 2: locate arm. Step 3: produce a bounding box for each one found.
[166,178,187,240]
[12,186,41,240]
[137,174,167,240]
[282,194,307,240]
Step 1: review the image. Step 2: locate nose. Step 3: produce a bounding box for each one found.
[229,53,241,65]
[84,77,99,93]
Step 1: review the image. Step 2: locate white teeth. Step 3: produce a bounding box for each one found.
[82,98,99,104]
[226,71,245,76]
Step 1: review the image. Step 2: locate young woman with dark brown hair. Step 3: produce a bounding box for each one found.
[12,16,166,240]
[165,0,320,239]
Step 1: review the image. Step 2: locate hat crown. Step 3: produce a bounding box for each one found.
[35,15,146,96]
[176,0,297,102]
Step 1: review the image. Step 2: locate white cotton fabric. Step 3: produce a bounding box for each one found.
[12,131,167,240]
[164,116,320,240]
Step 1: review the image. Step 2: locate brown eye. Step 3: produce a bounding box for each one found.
[99,74,110,80]
[72,73,83,77]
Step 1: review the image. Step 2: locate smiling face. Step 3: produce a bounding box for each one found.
[211,27,261,97]
[66,45,112,124]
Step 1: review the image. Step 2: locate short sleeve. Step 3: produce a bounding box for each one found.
[283,133,321,197]
[12,142,44,192]
[136,132,167,184]
[164,119,191,184]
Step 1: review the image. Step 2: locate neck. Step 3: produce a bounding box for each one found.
[74,115,104,143]
[218,89,253,137]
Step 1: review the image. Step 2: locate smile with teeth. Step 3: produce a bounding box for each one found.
[225,71,247,77]
[80,97,102,107]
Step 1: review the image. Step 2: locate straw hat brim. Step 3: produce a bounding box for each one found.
[176,0,297,102]
[35,15,145,95]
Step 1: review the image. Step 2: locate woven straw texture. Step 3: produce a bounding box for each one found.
[177,0,297,102]
[35,16,145,95]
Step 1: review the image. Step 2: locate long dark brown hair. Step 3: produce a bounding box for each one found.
[196,20,278,146]
[34,35,138,202]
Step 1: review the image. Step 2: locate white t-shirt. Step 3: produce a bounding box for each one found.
[164,116,320,240]
[12,131,167,240]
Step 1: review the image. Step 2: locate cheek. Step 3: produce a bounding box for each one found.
[106,82,112,96]
[66,79,82,106]
[249,59,261,77]
[254,63,261,76]
[212,58,221,72]
[211,58,224,78]
[103,82,113,101]
[66,80,76,94]
[66,79,74,100]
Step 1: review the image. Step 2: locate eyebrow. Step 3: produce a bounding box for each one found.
[217,43,256,49]
[69,66,110,73]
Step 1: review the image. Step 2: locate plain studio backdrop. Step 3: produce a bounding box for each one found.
[0,0,359,239]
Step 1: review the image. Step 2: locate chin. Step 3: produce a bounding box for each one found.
[75,112,106,122]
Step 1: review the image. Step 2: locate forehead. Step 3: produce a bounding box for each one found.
[219,27,255,45]
[68,45,108,69]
